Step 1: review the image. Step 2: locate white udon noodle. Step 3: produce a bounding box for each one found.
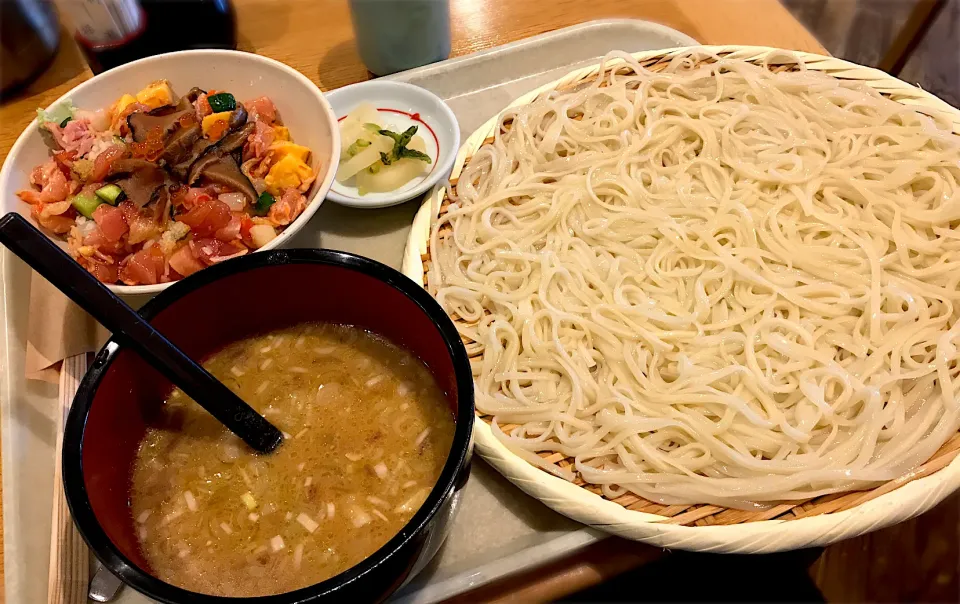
[427,50,960,508]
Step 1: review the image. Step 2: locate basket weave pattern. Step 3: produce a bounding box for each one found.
[404,46,960,549]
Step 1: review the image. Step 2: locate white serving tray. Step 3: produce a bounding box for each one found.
[1,19,695,604]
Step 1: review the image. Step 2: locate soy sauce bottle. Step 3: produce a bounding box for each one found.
[57,0,237,74]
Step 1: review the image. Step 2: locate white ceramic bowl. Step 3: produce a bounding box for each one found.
[0,49,340,296]
[325,81,459,209]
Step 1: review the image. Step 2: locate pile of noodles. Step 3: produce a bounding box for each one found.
[427,50,960,508]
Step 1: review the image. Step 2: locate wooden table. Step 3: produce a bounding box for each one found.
[0,0,832,600]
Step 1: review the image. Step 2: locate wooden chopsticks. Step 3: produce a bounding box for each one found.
[46,353,90,604]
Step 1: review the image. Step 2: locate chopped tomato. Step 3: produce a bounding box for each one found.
[119,245,166,285]
[168,244,205,277]
[91,145,129,182]
[92,204,128,243]
[178,199,231,236]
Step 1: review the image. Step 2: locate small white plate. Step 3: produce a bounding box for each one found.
[325,81,460,209]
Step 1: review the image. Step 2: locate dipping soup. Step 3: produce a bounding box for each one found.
[130,323,455,596]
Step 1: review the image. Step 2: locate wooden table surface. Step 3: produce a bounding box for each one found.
[0,0,833,600]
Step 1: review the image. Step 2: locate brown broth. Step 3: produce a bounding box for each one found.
[130,323,455,596]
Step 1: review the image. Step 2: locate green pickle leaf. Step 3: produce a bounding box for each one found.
[376,125,430,165]
[399,148,432,163]
[397,126,416,149]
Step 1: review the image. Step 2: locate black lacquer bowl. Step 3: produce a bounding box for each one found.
[62,249,475,603]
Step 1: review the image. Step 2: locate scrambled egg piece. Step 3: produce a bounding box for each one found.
[264,154,313,195]
[135,80,175,109]
[267,142,311,163]
[201,111,233,139]
[111,94,137,119]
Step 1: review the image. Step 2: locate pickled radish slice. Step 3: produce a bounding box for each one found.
[355,136,429,194]
[335,134,394,181]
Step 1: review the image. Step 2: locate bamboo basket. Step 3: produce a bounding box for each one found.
[402,46,960,553]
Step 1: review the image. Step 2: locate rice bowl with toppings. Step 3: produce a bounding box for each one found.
[0,49,339,295]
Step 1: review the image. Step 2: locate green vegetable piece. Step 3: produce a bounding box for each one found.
[207,92,237,113]
[36,100,76,127]
[363,123,381,132]
[398,126,416,148]
[346,138,371,157]
[399,147,432,164]
[254,191,276,215]
[71,192,102,219]
[379,128,400,142]
[378,126,430,164]
[367,162,381,174]
[60,117,73,128]
[379,125,416,147]
[95,184,125,205]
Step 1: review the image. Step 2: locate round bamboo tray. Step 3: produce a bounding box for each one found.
[402,46,960,553]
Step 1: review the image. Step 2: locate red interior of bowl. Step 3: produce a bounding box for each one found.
[81,262,461,571]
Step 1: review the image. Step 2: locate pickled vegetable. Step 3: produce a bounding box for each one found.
[335,104,433,195]
[355,136,430,195]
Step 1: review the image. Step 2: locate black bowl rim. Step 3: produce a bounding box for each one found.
[62,248,475,603]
